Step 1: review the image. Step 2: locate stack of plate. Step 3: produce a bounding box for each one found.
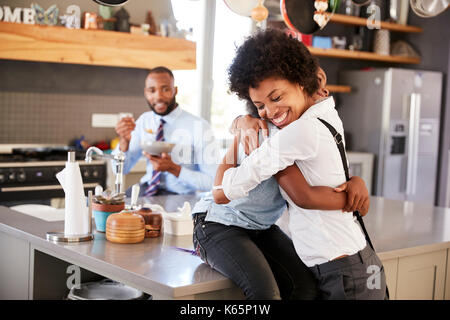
[106,209,145,244]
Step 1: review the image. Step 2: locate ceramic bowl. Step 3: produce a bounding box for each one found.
[140,140,175,156]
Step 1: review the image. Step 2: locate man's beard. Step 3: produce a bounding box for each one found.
[147,96,177,116]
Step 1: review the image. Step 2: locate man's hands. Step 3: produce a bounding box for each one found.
[115,117,136,152]
[334,176,370,216]
[142,152,181,177]
[230,115,268,155]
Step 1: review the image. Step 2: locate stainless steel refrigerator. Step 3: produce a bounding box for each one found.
[338,68,442,205]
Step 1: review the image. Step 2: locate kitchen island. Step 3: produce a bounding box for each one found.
[1,195,450,300]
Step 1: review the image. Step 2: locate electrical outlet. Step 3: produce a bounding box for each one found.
[91,113,119,128]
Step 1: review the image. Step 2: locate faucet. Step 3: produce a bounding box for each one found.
[85,146,126,195]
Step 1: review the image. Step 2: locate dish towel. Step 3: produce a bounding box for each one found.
[144,118,165,196]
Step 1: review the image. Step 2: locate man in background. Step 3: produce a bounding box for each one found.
[113,66,216,196]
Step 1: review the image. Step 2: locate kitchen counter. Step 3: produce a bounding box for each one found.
[0,194,242,300]
[1,195,450,300]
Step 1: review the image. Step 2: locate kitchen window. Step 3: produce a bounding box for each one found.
[171,0,253,139]
[210,0,253,139]
[171,0,202,118]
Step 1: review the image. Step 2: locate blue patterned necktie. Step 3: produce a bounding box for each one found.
[144,119,165,196]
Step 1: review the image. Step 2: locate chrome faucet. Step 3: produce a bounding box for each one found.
[85,146,126,195]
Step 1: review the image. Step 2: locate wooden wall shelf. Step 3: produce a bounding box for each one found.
[308,46,421,64]
[326,85,351,93]
[0,21,196,70]
[327,13,423,33]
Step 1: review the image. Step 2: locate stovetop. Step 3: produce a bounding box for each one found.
[0,146,86,163]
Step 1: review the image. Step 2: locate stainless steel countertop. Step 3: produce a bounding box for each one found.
[1,195,450,297]
[0,194,235,299]
[363,197,450,260]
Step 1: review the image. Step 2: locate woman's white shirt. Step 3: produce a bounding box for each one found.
[222,97,366,267]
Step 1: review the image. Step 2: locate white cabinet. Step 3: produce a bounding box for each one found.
[0,232,30,299]
[381,258,398,300]
[396,250,447,300]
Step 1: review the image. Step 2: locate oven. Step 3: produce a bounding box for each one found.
[0,146,107,206]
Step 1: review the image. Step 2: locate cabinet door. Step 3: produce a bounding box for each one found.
[396,250,447,300]
[0,232,30,299]
[381,258,398,300]
[445,249,450,300]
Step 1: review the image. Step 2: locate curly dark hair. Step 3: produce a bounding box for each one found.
[228,29,320,116]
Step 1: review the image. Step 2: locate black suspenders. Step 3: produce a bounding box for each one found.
[317,118,375,252]
[314,118,388,299]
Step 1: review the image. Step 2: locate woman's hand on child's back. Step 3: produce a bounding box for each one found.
[230,115,269,155]
[334,176,370,216]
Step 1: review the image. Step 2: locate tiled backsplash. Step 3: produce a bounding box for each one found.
[0,91,147,144]
[0,60,149,145]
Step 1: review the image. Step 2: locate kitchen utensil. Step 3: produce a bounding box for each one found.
[410,0,449,18]
[282,0,341,35]
[223,0,259,17]
[88,190,93,234]
[67,279,148,300]
[140,140,175,156]
[95,185,103,196]
[106,209,145,244]
[92,0,129,6]
[389,0,410,24]
[282,0,319,34]
[130,183,140,209]
[352,0,370,4]
[344,0,361,15]
[251,0,269,22]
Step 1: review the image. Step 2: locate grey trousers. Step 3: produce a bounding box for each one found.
[309,245,388,300]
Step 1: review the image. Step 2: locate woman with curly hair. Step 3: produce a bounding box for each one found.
[212,28,387,300]
[191,31,373,300]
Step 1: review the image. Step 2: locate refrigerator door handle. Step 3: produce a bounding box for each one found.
[406,93,421,196]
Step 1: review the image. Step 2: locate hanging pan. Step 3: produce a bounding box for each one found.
[92,0,129,6]
[281,0,341,35]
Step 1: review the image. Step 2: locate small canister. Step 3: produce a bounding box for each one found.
[137,207,163,238]
[105,209,145,244]
[373,29,390,56]
[84,12,98,29]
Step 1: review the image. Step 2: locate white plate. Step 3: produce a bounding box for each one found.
[140,141,175,156]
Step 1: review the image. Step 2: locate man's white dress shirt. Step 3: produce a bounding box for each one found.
[113,106,217,194]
